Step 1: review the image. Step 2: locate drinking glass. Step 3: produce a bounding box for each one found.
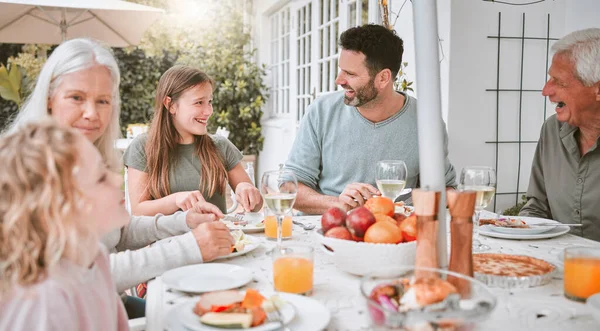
[264,207,293,239]
[457,166,496,252]
[260,168,298,252]
[564,247,600,302]
[376,160,408,202]
[273,245,314,295]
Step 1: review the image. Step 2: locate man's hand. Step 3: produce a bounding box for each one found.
[191,222,234,262]
[339,182,381,209]
[235,182,262,212]
[174,190,205,211]
[186,201,225,228]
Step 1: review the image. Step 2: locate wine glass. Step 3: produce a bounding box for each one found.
[458,166,496,252]
[260,168,298,252]
[376,160,408,202]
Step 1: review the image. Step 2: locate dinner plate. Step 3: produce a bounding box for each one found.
[162,264,253,293]
[177,292,296,331]
[167,292,331,331]
[222,214,265,233]
[485,216,557,235]
[479,221,570,240]
[214,235,261,261]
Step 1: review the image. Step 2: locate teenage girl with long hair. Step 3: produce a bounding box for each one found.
[124,65,262,216]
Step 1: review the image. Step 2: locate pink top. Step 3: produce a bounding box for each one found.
[0,245,129,331]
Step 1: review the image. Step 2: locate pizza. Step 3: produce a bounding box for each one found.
[473,253,555,277]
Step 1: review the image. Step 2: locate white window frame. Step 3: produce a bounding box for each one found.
[268,5,292,118]
[266,0,381,123]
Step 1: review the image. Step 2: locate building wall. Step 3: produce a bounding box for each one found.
[253,0,600,213]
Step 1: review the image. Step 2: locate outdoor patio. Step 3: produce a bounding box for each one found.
[1,0,600,330]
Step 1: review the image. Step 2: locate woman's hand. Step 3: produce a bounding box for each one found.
[174,190,205,211]
[235,182,263,212]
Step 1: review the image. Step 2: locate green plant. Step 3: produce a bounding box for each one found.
[394,62,414,93]
[177,1,267,155]
[0,63,23,106]
[502,195,528,216]
[114,48,177,133]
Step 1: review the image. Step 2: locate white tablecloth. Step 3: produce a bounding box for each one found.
[145,215,600,331]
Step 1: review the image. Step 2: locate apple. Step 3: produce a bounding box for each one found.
[324,226,352,240]
[321,207,347,233]
[399,214,417,242]
[346,206,376,239]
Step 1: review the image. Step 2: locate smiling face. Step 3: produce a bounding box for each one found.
[542,53,600,127]
[335,49,379,107]
[73,134,129,236]
[48,65,114,143]
[168,83,213,144]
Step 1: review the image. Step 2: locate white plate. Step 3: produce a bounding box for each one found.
[167,292,330,331]
[485,216,557,235]
[177,292,296,331]
[214,235,261,261]
[163,264,253,294]
[479,221,570,240]
[222,214,265,233]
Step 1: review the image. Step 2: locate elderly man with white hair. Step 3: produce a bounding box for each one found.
[520,28,600,242]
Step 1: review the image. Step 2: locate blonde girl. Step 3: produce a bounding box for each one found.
[0,121,130,330]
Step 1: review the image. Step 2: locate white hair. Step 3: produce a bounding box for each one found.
[6,38,122,170]
[552,28,600,87]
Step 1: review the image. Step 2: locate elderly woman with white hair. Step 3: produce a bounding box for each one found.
[520,28,600,242]
[5,38,234,315]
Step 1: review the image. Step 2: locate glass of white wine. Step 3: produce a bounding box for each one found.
[260,168,298,252]
[376,160,408,202]
[458,166,496,252]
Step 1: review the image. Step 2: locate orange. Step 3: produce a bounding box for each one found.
[365,196,395,217]
[364,220,403,244]
[374,213,397,225]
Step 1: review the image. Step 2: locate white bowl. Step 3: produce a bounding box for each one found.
[587,293,600,325]
[314,229,416,277]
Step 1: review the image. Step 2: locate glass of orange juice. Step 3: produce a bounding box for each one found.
[273,245,314,295]
[564,247,600,302]
[264,207,292,240]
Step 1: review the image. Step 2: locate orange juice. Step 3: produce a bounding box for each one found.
[273,256,314,294]
[264,215,293,239]
[564,257,600,301]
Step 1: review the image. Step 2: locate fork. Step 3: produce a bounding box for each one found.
[266,303,290,331]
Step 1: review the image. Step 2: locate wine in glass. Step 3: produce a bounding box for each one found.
[458,166,496,252]
[376,160,408,202]
[260,168,298,252]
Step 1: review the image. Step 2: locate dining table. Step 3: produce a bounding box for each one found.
[145,212,600,331]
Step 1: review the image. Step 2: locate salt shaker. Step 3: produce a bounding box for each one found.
[412,189,441,279]
[447,189,476,297]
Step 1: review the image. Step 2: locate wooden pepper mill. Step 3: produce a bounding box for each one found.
[447,189,477,297]
[412,189,441,279]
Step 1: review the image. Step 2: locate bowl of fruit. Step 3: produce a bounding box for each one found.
[361,266,497,330]
[315,197,417,276]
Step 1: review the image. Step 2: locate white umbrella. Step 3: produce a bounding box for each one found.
[0,0,163,47]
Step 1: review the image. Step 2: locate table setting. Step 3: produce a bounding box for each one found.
[145,165,600,331]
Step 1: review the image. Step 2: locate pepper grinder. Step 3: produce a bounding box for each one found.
[412,189,441,279]
[447,189,477,297]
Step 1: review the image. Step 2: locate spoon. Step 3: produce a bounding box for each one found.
[292,220,316,230]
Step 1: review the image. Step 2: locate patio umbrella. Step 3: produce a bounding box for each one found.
[412,0,448,268]
[0,0,163,47]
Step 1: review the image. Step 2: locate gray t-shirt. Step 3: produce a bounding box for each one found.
[285,91,456,200]
[123,133,243,213]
